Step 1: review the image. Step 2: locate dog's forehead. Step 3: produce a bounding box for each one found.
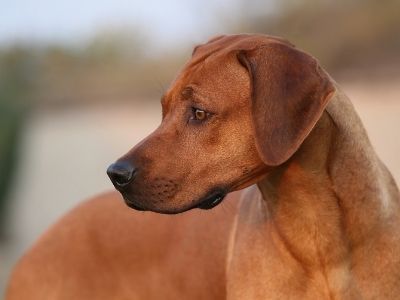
[176,34,292,90]
[162,34,291,107]
[191,34,293,61]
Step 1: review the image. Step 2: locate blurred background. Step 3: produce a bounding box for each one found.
[1,0,399,295]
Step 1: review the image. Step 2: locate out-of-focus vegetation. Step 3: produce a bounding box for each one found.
[0,29,191,110]
[32,31,189,107]
[0,0,399,109]
[234,0,400,74]
[0,48,32,233]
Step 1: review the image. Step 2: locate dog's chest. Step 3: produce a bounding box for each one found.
[225,191,356,299]
[227,222,330,299]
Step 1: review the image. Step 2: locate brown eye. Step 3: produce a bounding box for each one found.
[189,107,211,124]
[195,109,206,120]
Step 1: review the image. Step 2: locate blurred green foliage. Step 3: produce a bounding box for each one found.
[10,33,188,107]
[0,47,32,233]
[235,0,400,73]
[0,0,398,109]
[0,103,25,232]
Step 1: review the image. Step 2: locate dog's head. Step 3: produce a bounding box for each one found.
[107,34,335,214]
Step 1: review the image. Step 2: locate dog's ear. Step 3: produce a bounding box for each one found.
[237,43,335,166]
[192,35,226,56]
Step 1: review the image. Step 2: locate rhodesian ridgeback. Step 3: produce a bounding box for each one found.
[6,34,400,299]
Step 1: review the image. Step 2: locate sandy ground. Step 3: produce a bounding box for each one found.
[1,81,399,295]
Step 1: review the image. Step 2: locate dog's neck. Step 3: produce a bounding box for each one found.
[254,88,400,293]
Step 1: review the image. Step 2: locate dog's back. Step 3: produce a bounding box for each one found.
[6,191,241,300]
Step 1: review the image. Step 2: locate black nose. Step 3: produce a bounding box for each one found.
[107,161,136,187]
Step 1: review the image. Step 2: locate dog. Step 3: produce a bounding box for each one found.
[6,34,400,299]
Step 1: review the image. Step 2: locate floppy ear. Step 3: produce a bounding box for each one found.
[192,35,226,56]
[237,43,335,166]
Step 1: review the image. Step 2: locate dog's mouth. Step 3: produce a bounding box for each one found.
[123,195,146,211]
[120,189,227,214]
[195,191,227,210]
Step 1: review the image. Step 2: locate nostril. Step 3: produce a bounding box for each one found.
[107,161,136,187]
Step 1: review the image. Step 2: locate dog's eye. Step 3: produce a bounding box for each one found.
[195,109,206,120]
[190,108,209,122]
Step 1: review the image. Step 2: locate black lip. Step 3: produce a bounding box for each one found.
[119,189,228,214]
[196,190,227,210]
[123,195,146,211]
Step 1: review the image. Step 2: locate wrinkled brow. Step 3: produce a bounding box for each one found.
[161,85,195,116]
[181,86,194,100]
[161,85,193,105]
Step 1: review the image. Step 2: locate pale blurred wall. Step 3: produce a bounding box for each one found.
[1,0,400,296]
